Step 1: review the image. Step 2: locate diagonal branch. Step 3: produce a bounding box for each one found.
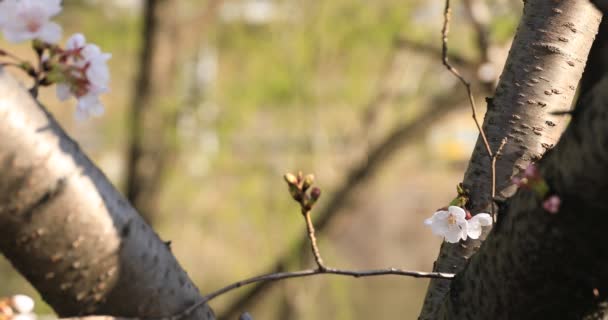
[0,70,215,319]
[436,71,608,320]
[419,1,601,318]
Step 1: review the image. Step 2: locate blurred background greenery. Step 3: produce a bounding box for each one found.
[0,0,521,318]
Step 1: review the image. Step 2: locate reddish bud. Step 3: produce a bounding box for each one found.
[310,187,321,201]
[543,195,561,214]
[524,163,540,180]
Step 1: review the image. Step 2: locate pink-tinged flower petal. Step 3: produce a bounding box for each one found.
[66,33,86,50]
[55,34,111,119]
[0,0,63,43]
[56,83,71,101]
[512,176,522,186]
[75,94,105,121]
[43,0,63,18]
[524,163,539,179]
[37,21,61,44]
[543,195,561,214]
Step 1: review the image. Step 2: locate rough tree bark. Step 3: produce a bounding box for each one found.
[0,70,214,319]
[420,0,601,318]
[436,66,608,320]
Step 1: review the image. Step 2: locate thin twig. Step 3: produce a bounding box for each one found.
[442,0,509,217]
[29,47,43,98]
[441,0,493,159]
[165,267,453,320]
[219,87,481,320]
[161,173,455,320]
[393,37,476,68]
[0,62,23,69]
[490,138,508,219]
[302,208,326,270]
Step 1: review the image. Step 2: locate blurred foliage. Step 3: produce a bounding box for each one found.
[0,0,520,319]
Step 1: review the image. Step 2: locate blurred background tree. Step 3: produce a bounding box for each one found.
[0,0,520,318]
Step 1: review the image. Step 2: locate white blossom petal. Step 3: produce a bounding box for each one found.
[448,206,466,219]
[472,213,493,226]
[11,294,34,314]
[75,94,105,120]
[425,207,468,243]
[444,228,463,243]
[36,21,61,43]
[12,314,36,320]
[467,213,493,239]
[66,33,86,50]
[0,0,63,43]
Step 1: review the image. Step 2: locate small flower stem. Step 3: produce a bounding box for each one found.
[302,208,326,271]
[164,267,454,320]
[29,50,44,98]
[442,0,509,218]
[490,138,508,220]
[0,62,22,69]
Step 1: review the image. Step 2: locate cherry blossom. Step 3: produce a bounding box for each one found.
[425,206,468,243]
[425,206,493,243]
[55,33,111,120]
[0,0,63,44]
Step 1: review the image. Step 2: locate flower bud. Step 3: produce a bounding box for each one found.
[284,173,298,186]
[302,174,315,191]
[542,195,561,214]
[310,187,321,202]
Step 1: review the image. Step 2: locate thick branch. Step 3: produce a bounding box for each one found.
[0,70,214,319]
[420,1,601,318]
[436,74,608,319]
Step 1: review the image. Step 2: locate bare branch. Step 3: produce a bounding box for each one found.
[441,0,492,159]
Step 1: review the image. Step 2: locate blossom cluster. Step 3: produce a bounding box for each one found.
[425,206,492,243]
[0,0,111,120]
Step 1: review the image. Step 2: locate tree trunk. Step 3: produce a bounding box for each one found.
[420,1,601,318]
[125,0,179,225]
[0,70,214,319]
[436,71,608,320]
